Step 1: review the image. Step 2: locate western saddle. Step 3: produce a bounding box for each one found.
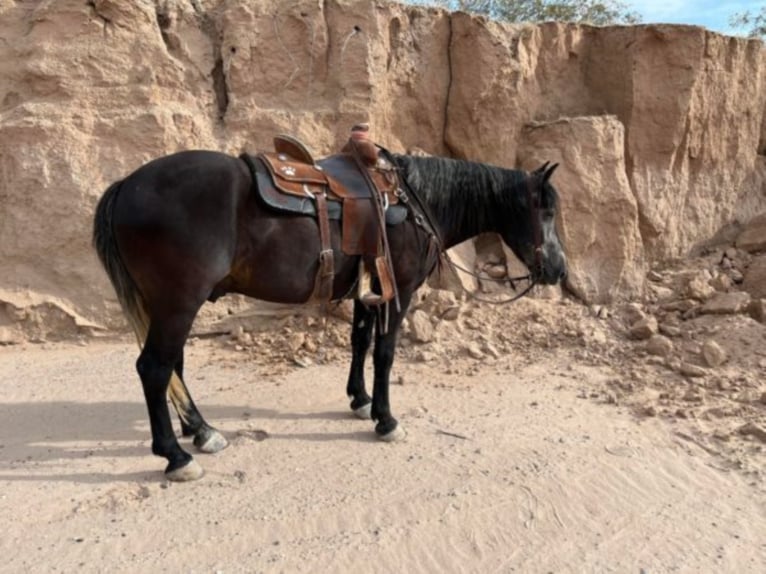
[240,124,404,307]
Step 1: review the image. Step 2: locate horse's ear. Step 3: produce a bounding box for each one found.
[533,161,550,175]
[543,162,559,182]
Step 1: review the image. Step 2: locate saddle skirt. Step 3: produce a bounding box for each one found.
[240,150,407,256]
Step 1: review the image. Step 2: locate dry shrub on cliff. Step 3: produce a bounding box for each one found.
[405,0,641,24]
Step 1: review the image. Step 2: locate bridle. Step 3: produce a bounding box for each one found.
[450,173,544,306]
[379,148,546,306]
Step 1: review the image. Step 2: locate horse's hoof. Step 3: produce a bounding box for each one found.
[194,428,229,454]
[352,403,372,420]
[165,458,204,482]
[378,425,406,442]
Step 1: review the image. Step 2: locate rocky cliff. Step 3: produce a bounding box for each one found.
[1,0,765,339]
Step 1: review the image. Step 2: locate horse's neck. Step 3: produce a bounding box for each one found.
[399,156,523,249]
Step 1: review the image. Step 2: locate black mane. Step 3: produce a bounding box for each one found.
[392,154,549,247]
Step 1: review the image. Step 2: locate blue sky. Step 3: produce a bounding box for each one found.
[626,0,762,34]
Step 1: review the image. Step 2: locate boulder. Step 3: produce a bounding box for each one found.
[646,334,673,357]
[409,310,434,343]
[518,116,645,304]
[736,212,766,253]
[630,316,658,340]
[742,255,766,299]
[702,340,727,367]
[700,292,751,315]
[749,299,766,324]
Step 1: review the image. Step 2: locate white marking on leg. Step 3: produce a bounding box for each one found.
[379,425,406,442]
[165,459,204,482]
[353,403,372,420]
[196,429,229,454]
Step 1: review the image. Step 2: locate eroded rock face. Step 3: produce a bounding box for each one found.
[1,0,765,335]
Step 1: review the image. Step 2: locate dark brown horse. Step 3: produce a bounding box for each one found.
[93,149,567,481]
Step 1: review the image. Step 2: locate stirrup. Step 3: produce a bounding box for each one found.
[358,262,384,306]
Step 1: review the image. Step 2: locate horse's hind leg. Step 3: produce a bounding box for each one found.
[137,314,202,481]
[170,355,229,453]
[346,300,375,419]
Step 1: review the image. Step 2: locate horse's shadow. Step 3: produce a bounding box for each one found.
[0,400,373,483]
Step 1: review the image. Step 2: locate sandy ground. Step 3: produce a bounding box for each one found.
[1,336,764,573]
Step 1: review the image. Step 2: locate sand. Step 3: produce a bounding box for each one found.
[1,338,764,573]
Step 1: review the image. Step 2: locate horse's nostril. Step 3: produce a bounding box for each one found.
[559,269,568,282]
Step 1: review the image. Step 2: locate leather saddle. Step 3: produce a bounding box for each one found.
[239,129,406,305]
[240,136,407,255]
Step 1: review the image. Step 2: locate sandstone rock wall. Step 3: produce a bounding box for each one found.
[1,0,764,337]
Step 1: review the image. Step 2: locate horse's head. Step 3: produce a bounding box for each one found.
[500,162,567,285]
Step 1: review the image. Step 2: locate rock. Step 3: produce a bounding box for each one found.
[629,316,658,340]
[293,356,313,368]
[659,323,682,338]
[286,332,305,353]
[642,404,657,417]
[647,270,663,282]
[483,342,501,359]
[679,362,707,378]
[701,340,727,367]
[329,300,354,323]
[661,299,697,313]
[441,306,461,321]
[484,264,507,279]
[0,326,22,345]
[429,241,478,294]
[735,389,761,403]
[738,423,766,444]
[709,273,732,292]
[749,299,766,324]
[735,212,766,253]
[410,310,434,343]
[518,116,644,304]
[415,350,433,363]
[649,284,675,301]
[621,303,647,325]
[646,334,673,357]
[588,328,608,346]
[463,342,484,360]
[700,292,751,315]
[686,275,715,301]
[742,256,766,299]
[422,290,459,318]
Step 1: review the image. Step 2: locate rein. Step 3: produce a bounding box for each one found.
[442,252,539,305]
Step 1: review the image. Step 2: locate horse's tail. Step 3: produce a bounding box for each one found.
[92,180,150,346]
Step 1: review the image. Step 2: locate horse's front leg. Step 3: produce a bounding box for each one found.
[346,300,375,419]
[371,294,411,441]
